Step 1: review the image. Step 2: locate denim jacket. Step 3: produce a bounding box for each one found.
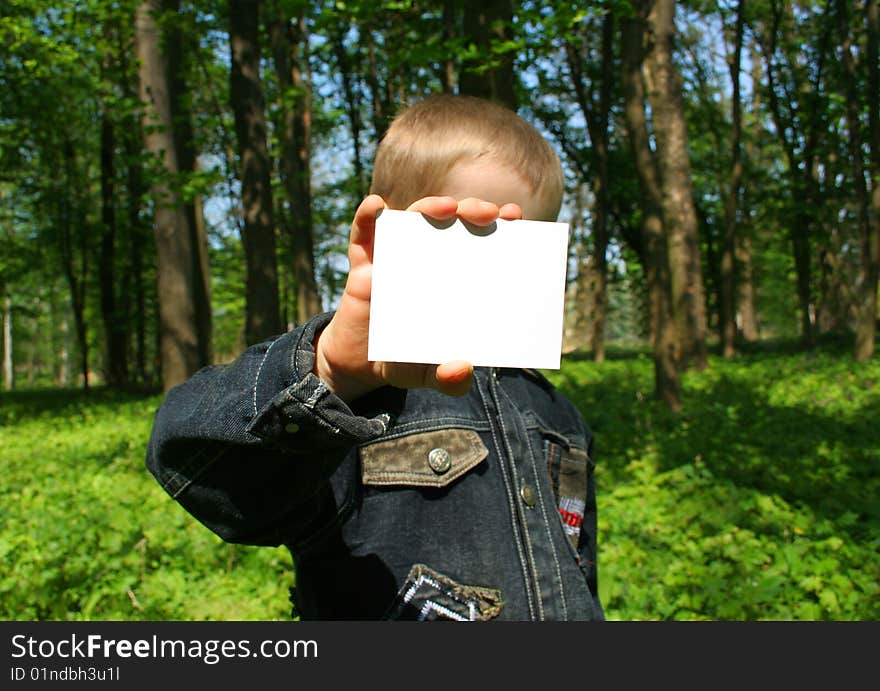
[146,312,602,621]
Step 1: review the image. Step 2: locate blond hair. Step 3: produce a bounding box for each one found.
[370,94,563,221]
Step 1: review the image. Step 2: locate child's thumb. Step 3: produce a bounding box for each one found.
[432,361,474,397]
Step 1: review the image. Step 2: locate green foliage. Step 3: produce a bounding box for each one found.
[545,342,880,620]
[0,389,292,620]
[3,344,877,621]
[0,0,877,620]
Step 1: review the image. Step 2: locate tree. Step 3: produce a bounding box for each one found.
[136,0,204,390]
[622,12,681,412]
[98,19,129,386]
[563,5,614,362]
[757,0,833,346]
[2,293,10,391]
[719,0,746,357]
[459,0,517,109]
[229,0,282,345]
[738,42,762,342]
[267,0,322,326]
[165,0,213,367]
[642,0,708,370]
[855,0,880,360]
[524,2,620,361]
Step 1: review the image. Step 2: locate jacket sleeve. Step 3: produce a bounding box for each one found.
[144,311,403,546]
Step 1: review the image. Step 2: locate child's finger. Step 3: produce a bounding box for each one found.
[406,196,459,219]
[349,195,387,264]
[499,203,523,220]
[456,198,500,226]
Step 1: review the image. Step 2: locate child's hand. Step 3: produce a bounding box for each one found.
[313,194,523,402]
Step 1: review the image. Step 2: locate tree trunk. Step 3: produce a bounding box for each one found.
[622,14,681,412]
[720,0,745,357]
[267,3,322,325]
[125,130,148,384]
[562,184,594,353]
[59,309,70,386]
[459,0,516,109]
[837,0,873,357]
[792,211,815,345]
[229,0,282,345]
[588,9,613,364]
[560,6,613,362]
[642,0,708,370]
[577,9,613,363]
[99,48,129,387]
[736,235,759,340]
[2,292,11,391]
[57,138,90,391]
[738,45,763,343]
[165,0,212,367]
[118,22,149,385]
[135,0,201,390]
[858,0,880,360]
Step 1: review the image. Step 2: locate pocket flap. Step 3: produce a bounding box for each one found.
[360,428,488,488]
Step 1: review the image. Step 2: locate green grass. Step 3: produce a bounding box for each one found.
[2,341,878,620]
[0,389,292,621]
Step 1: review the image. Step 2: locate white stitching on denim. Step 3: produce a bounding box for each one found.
[172,444,210,480]
[374,417,490,436]
[525,428,569,619]
[253,336,283,417]
[359,420,490,445]
[160,441,217,496]
[493,379,545,621]
[475,373,537,620]
[169,445,230,499]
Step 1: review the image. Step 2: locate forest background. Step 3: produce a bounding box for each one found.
[1,0,878,620]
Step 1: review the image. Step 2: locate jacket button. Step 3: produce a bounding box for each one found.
[427,448,452,474]
[285,422,300,434]
[520,483,537,508]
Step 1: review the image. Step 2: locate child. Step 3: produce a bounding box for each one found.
[146,94,602,621]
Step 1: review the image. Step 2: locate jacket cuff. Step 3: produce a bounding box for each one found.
[246,311,403,449]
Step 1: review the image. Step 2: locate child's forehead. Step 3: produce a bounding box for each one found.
[436,159,551,221]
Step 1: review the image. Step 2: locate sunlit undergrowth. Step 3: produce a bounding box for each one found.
[547,341,880,620]
[2,340,877,620]
[0,390,292,621]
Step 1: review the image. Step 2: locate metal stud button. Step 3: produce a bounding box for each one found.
[427,448,452,475]
[520,483,537,508]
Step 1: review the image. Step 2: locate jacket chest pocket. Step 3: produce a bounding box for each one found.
[357,429,502,621]
[545,440,594,554]
[359,428,488,489]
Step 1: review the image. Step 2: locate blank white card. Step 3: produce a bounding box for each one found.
[367,209,570,370]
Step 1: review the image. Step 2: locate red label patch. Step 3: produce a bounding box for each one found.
[558,496,585,539]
